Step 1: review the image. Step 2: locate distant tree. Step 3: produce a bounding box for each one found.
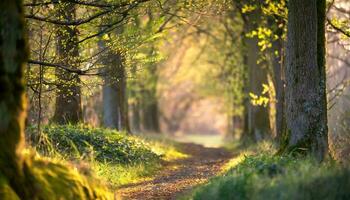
[52,1,83,124]
[281,0,328,160]
[99,36,122,130]
[239,2,270,142]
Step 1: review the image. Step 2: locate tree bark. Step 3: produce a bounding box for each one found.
[0,0,36,198]
[52,2,82,124]
[272,40,286,142]
[241,14,270,142]
[283,0,328,160]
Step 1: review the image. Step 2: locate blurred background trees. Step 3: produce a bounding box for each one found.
[22,0,350,160]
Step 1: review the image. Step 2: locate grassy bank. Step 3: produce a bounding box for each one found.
[186,142,350,200]
[27,125,186,188]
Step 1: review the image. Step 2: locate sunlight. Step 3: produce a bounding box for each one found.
[0,0,349,199]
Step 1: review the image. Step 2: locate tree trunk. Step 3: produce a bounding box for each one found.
[117,62,131,133]
[282,0,328,160]
[140,56,160,133]
[99,38,121,129]
[243,22,270,141]
[103,81,121,129]
[52,2,82,124]
[0,0,36,198]
[142,100,160,132]
[272,40,287,142]
[101,47,130,133]
[131,101,141,132]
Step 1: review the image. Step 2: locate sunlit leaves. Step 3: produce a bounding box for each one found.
[249,84,273,107]
[242,4,257,14]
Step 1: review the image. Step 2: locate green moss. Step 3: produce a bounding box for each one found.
[0,174,19,200]
[0,156,112,200]
[29,158,112,200]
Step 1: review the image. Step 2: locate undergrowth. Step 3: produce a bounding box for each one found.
[27,124,186,187]
[187,141,350,200]
[29,125,161,164]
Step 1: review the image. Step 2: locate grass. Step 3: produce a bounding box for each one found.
[186,141,350,200]
[27,124,186,188]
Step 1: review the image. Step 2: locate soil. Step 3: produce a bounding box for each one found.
[116,143,232,200]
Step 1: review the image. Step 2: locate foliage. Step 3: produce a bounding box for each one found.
[249,83,271,107]
[187,143,350,200]
[27,125,186,187]
[28,124,161,164]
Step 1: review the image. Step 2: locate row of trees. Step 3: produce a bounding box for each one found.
[1,0,349,198]
[25,0,172,134]
[231,0,347,161]
[24,0,349,160]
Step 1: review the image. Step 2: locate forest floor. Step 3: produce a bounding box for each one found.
[116,142,233,200]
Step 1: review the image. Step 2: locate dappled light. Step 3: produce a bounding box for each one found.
[0,0,350,199]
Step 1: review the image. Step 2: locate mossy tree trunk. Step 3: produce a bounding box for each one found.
[52,2,83,124]
[0,0,36,198]
[283,0,328,160]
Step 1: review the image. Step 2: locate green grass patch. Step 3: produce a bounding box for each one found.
[29,124,161,164]
[187,142,350,200]
[27,125,186,188]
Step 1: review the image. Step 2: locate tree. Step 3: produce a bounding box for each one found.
[52,1,83,124]
[282,0,328,160]
[240,4,270,142]
[100,26,131,132]
[0,0,36,198]
[140,49,160,133]
[99,31,122,130]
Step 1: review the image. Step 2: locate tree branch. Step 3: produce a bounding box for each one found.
[327,18,350,38]
[25,10,111,26]
[28,59,100,76]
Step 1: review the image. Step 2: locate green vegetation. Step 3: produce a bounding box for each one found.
[1,0,350,199]
[0,156,112,200]
[29,125,161,164]
[187,143,350,200]
[27,125,186,187]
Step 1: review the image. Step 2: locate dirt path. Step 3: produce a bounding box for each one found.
[116,143,232,200]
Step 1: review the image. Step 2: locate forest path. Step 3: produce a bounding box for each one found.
[116,142,232,200]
